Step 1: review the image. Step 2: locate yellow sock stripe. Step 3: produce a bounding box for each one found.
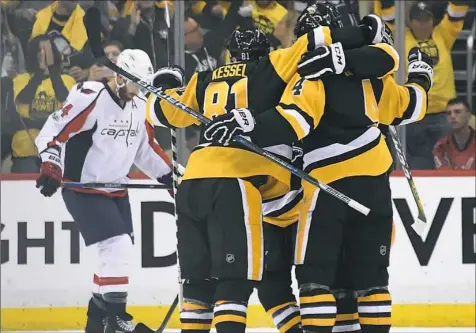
[360,317,392,325]
[267,302,295,316]
[182,302,209,311]
[279,315,301,333]
[301,318,335,327]
[358,293,391,303]
[336,313,359,321]
[214,314,247,325]
[181,323,213,330]
[300,294,336,304]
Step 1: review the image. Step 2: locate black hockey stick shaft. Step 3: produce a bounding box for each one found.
[156,295,179,333]
[162,4,184,332]
[62,182,171,190]
[83,8,370,216]
[388,126,427,236]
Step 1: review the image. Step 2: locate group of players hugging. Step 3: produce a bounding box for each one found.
[34,1,433,333]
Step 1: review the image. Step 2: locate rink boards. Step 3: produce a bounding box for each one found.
[1,172,475,331]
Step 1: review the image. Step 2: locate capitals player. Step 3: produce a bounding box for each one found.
[35,49,173,333]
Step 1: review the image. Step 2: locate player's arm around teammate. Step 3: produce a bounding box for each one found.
[35,49,172,333]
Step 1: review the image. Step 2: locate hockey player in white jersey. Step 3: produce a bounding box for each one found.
[35,49,173,333]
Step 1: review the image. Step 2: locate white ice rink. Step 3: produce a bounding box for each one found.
[4,329,475,333]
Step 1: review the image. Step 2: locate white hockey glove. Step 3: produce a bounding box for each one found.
[203,108,255,146]
[407,47,434,92]
[360,14,394,46]
[152,65,185,90]
[298,42,346,80]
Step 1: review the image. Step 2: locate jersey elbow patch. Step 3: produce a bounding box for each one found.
[394,84,427,126]
[147,95,175,129]
[145,95,162,127]
[371,44,400,77]
[276,103,315,140]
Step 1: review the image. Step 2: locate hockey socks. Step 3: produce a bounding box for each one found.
[333,292,360,333]
[299,285,336,332]
[180,299,213,333]
[267,301,302,333]
[357,288,391,333]
[214,300,248,332]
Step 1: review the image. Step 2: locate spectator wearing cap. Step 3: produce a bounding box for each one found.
[433,98,475,170]
[377,0,469,169]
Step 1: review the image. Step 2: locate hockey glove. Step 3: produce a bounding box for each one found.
[152,66,185,90]
[203,108,255,146]
[407,47,434,92]
[360,14,394,46]
[298,42,346,80]
[36,146,63,197]
[157,164,185,198]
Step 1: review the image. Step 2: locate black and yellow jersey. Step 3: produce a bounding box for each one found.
[263,142,303,228]
[146,27,335,199]
[145,28,399,200]
[251,60,428,198]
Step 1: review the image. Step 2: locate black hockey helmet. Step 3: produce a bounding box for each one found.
[294,1,344,38]
[227,28,271,62]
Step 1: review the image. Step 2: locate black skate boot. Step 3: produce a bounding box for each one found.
[103,312,136,333]
[85,297,106,333]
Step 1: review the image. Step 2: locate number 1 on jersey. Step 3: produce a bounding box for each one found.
[203,78,249,118]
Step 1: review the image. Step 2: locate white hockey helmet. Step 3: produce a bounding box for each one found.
[115,49,154,87]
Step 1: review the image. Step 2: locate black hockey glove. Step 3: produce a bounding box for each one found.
[360,14,394,46]
[157,171,174,197]
[157,164,185,198]
[298,42,346,80]
[407,47,434,92]
[203,108,256,146]
[152,65,185,89]
[36,146,63,197]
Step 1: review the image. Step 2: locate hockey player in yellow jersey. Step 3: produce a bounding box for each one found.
[202,6,434,333]
[146,7,402,333]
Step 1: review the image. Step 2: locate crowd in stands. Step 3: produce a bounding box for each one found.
[1,0,474,173]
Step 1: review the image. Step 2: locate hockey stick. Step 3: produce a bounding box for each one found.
[155,295,179,333]
[153,4,181,333]
[61,182,171,190]
[83,8,370,216]
[388,126,427,236]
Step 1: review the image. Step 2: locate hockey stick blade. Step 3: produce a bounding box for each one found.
[62,182,171,190]
[411,218,427,237]
[82,11,370,216]
[389,126,427,237]
[134,322,155,333]
[155,295,179,333]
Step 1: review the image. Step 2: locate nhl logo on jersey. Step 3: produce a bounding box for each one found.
[225,253,235,263]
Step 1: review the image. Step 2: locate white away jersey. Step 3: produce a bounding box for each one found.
[35,81,171,194]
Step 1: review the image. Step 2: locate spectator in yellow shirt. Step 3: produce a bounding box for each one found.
[31,0,94,83]
[406,1,468,169]
[12,34,75,172]
[378,0,469,169]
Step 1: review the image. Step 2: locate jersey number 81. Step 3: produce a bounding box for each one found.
[203,78,249,118]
